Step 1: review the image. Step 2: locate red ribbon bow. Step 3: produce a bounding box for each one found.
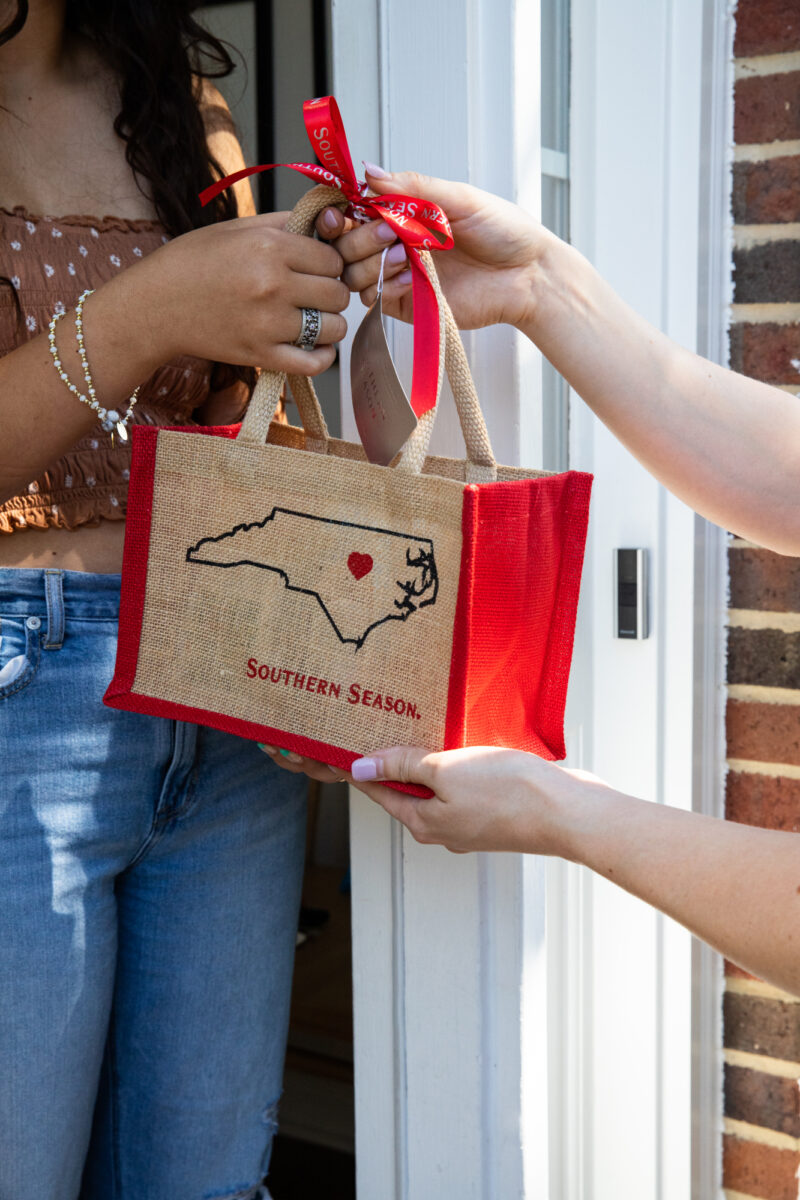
[199,96,453,418]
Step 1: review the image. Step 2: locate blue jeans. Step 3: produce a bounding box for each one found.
[0,567,307,1200]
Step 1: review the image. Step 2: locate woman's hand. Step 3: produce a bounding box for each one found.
[318,169,800,555]
[315,167,555,331]
[259,743,352,786]
[260,740,602,856]
[347,744,603,854]
[130,210,351,376]
[261,739,800,995]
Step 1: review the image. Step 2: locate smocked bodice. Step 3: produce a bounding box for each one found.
[0,204,213,533]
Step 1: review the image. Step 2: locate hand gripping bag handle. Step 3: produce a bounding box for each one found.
[237,185,498,482]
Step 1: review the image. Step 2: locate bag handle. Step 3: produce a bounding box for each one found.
[237,185,348,453]
[238,186,498,482]
[395,249,496,482]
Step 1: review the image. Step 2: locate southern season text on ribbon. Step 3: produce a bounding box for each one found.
[246,658,423,720]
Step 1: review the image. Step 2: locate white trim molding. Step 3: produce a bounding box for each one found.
[333,0,548,1196]
[565,0,724,1196]
[692,1,735,1196]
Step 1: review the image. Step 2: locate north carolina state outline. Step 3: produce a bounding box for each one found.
[185,507,439,650]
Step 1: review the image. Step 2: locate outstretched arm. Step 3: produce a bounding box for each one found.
[340,746,800,998]
[516,239,800,556]
[323,169,800,555]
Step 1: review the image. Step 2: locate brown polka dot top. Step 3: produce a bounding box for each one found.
[0,205,214,534]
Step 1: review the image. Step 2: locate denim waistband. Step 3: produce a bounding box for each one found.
[0,567,121,620]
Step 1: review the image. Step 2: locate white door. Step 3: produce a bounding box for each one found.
[330,0,728,1195]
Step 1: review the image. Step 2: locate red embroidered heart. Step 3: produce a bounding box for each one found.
[348,552,373,581]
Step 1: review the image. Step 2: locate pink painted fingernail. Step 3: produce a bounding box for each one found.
[386,243,407,265]
[395,269,413,286]
[321,208,339,232]
[376,221,395,242]
[351,757,378,782]
[363,161,390,179]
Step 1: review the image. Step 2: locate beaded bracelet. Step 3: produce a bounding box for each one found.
[48,289,139,442]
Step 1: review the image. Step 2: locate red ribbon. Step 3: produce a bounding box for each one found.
[199,96,453,419]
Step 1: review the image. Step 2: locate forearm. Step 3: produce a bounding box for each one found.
[520,239,800,554]
[0,266,169,502]
[551,780,800,995]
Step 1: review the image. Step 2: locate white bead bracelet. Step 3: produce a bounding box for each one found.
[48,289,139,442]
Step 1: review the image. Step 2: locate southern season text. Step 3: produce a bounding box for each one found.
[246,659,422,720]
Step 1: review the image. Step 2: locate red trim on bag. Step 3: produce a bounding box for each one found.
[444,471,592,761]
[104,425,159,698]
[105,688,433,798]
[443,486,477,749]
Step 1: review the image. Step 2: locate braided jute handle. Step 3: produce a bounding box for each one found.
[237,185,347,453]
[237,185,498,481]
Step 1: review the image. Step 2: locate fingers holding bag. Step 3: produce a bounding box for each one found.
[133,215,350,375]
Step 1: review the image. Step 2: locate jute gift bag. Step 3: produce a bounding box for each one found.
[104,186,592,789]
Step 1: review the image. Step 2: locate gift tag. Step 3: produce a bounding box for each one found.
[350,250,418,465]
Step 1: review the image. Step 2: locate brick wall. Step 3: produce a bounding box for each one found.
[724,2,800,1198]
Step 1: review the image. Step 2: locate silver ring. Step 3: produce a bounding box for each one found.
[294,307,322,351]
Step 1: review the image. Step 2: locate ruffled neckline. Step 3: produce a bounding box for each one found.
[0,203,164,233]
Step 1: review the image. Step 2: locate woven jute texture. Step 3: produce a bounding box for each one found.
[133,432,466,753]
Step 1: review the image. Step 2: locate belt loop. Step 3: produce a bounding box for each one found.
[43,569,65,650]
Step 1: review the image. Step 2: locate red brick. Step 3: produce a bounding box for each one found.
[729,547,800,612]
[733,157,800,224]
[727,769,800,832]
[725,1064,800,1137]
[735,73,800,145]
[726,698,800,764]
[735,242,800,303]
[724,992,800,1060]
[729,323,800,385]
[727,628,800,689]
[723,1134,800,1199]
[735,0,800,56]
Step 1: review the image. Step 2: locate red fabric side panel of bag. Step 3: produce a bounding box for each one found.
[445,471,593,759]
[105,425,159,698]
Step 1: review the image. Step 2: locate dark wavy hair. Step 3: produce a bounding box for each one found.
[1,0,253,386]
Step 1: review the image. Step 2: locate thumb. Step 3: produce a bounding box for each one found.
[363,163,473,217]
[351,745,433,786]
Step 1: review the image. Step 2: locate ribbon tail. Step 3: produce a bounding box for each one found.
[200,162,347,209]
[407,249,441,419]
[200,165,278,207]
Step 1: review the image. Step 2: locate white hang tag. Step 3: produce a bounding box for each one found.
[350,248,418,465]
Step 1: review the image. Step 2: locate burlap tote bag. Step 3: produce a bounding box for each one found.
[104,186,593,786]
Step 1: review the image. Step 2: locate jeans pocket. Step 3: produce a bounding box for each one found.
[0,614,42,699]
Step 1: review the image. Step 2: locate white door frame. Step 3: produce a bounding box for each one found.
[692,1,735,1195]
[333,3,549,1197]
[330,1,727,1195]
